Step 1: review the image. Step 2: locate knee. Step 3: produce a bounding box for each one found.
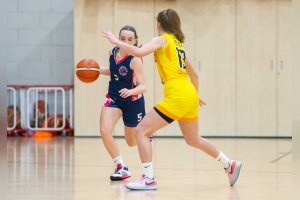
[185,136,203,147]
[126,139,137,147]
[185,138,194,147]
[100,126,112,137]
[135,124,147,138]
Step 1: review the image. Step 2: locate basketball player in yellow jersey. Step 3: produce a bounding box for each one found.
[103,9,242,190]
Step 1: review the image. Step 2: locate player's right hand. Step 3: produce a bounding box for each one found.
[199,98,206,107]
[102,29,118,45]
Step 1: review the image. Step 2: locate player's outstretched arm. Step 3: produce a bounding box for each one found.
[102,29,166,57]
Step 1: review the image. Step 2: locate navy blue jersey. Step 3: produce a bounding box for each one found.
[108,47,140,101]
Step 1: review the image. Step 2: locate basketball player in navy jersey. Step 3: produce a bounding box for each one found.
[98,25,146,181]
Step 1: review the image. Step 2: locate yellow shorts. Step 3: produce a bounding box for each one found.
[155,77,199,122]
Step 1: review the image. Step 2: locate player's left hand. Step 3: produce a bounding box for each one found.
[119,88,132,98]
[199,98,206,107]
[102,29,118,45]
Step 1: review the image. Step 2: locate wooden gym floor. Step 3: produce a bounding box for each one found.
[7,137,292,200]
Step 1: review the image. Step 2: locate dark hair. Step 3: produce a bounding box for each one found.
[157,9,185,43]
[119,25,138,46]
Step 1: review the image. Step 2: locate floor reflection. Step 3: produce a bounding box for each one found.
[7,137,292,200]
[7,137,74,200]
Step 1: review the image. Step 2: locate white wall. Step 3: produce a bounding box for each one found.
[7,0,74,85]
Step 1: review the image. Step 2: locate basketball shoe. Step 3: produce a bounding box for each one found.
[110,163,131,181]
[126,175,157,190]
[225,160,242,187]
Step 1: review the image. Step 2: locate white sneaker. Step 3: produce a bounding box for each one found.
[126,175,157,190]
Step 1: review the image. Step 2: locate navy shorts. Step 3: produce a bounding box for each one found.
[104,96,145,127]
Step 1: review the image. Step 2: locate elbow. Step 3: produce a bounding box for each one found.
[133,49,144,57]
[134,52,143,57]
[134,84,146,95]
[192,73,199,82]
[141,85,146,94]
[139,84,146,94]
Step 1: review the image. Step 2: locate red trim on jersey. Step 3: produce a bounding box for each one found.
[114,48,129,65]
[114,55,129,65]
[131,69,138,101]
[104,94,113,107]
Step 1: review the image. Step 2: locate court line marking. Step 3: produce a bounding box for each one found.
[270,151,292,163]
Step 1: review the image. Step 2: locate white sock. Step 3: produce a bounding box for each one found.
[142,162,154,179]
[113,155,125,166]
[216,151,231,169]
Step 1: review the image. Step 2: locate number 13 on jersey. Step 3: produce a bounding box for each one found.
[176,47,186,69]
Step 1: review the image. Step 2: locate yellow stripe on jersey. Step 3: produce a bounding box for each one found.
[166,45,171,60]
[154,52,167,81]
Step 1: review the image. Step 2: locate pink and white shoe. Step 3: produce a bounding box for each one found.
[225,160,242,187]
[126,175,157,190]
[110,163,131,181]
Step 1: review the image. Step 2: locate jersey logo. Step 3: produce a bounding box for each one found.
[119,66,128,76]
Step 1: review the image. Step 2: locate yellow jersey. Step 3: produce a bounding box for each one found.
[154,33,188,83]
[154,33,199,122]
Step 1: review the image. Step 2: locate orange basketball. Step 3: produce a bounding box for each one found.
[76,59,100,83]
